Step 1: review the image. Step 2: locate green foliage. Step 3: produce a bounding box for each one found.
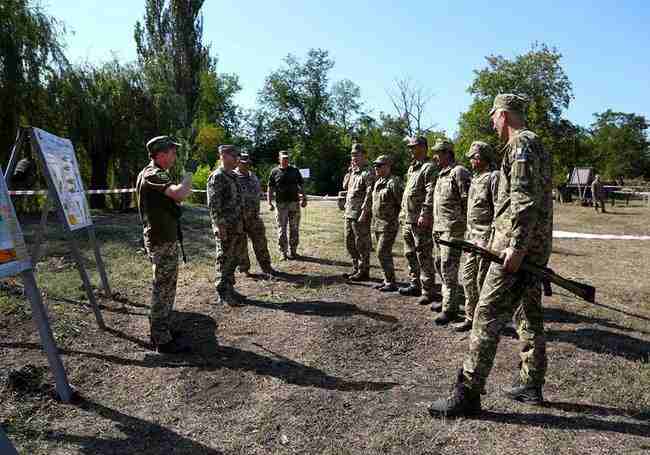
[189,162,213,203]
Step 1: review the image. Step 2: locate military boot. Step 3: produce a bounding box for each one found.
[504,378,544,404]
[217,289,243,307]
[428,369,481,418]
[453,319,473,333]
[434,311,459,326]
[380,282,399,292]
[349,269,370,281]
[430,302,443,312]
[398,284,421,296]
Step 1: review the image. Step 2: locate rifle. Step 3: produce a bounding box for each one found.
[436,238,595,303]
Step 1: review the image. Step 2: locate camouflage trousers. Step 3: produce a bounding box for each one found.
[374,229,398,283]
[594,197,606,213]
[345,217,372,272]
[435,231,464,314]
[402,223,436,297]
[461,232,492,321]
[276,201,301,254]
[463,262,547,391]
[146,241,179,346]
[461,248,491,322]
[238,215,272,272]
[215,228,245,294]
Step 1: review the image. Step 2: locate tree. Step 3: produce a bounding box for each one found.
[331,79,363,134]
[590,110,649,179]
[456,43,576,174]
[386,77,436,136]
[0,0,68,163]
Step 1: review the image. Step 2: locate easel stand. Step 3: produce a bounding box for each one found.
[5,127,110,329]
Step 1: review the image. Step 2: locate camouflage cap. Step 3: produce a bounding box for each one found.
[146,135,181,155]
[465,141,494,161]
[218,144,240,157]
[406,136,428,148]
[350,143,365,154]
[239,152,251,163]
[372,154,392,166]
[430,139,454,154]
[489,93,528,116]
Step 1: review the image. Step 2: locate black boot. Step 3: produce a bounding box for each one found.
[504,378,544,404]
[428,369,481,418]
[453,319,473,332]
[398,284,421,296]
[434,311,458,326]
[349,270,370,281]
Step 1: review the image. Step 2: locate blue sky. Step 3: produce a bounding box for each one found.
[47,0,650,135]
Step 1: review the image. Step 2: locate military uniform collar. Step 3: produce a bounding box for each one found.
[438,164,455,176]
[411,158,429,168]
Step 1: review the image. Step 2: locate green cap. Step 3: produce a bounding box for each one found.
[406,136,428,148]
[430,139,454,154]
[489,93,528,116]
[466,141,494,161]
[351,143,365,154]
[146,135,181,155]
[372,154,392,166]
[218,144,240,157]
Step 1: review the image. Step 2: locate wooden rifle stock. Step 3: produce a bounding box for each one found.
[436,238,596,303]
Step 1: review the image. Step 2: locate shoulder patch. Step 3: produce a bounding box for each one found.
[515,146,529,162]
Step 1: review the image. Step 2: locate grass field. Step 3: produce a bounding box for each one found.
[1,200,649,454]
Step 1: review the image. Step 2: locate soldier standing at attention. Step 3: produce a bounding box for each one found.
[371,155,402,291]
[455,141,499,333]
[591,174,606,213]
[235,152,275,277]
[429,94,553,417]
[136,136,193,354]
[207,145,246,306]
[430,139,471,325]
[343,143,375,281]
[267,151,307,260]
[399,136,440,305]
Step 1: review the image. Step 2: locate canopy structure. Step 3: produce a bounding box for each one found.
[568,167,594,201]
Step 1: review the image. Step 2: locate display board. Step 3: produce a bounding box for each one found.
[32,128,92,230]
[0,167,31,278]
[299,168,311,179]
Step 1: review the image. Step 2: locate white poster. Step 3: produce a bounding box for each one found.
[300,168,310,179]
[0,168,32,278]
[32,128,92,231]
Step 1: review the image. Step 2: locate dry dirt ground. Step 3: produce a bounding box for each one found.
[1,200,649,454]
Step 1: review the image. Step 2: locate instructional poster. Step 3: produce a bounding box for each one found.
[0,168,32,278]
[32,128,92,231]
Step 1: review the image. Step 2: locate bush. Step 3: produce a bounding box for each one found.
[190,163,215,204]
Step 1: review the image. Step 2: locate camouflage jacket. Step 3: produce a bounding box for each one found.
[234,168,262,219]
[433,164,471,233]
[466,170,500,242]
[492,129,553,266]
[400,159,437,224]
[207,167,243,232]
[372,175,403,232]
[136,161,180,247]
[591,180,604,199]
[345,164,375,220]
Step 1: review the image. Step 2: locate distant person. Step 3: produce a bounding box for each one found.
[371,155,402,291]
[399,136,440,305]
[591,174,606,213]
[343,143,376,281]
[456,141,499,333]
[429,93,553,417]
[136,135,193,354]
[431,139,471,325]
[207,145,246,306]
[267,151,307,260]
[235,152,275,277]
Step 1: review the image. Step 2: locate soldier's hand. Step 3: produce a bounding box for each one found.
[502,247,525,274]
[301,198,307,208]
[417,214,432,228]
[184,159,199,174]
[268,203,275,211]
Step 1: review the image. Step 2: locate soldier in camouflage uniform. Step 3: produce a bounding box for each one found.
[591,174,606,213]
[399,136,440,305]
[136,136,193,354]
[207,145,246,306]
[343,143,376,281]
[431,139,471,325]
[371,155,403,291]
[235,152,275,277]
[455,141,500,332]
[429,94,553,417]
